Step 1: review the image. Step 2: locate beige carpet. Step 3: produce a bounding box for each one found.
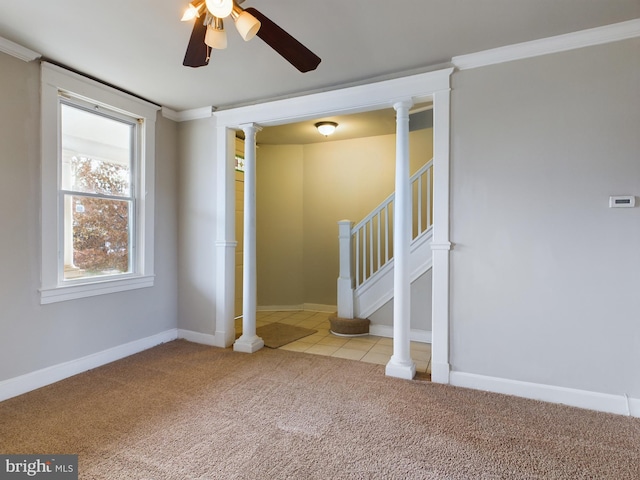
[255,322,316,348]
[1,340,639,479]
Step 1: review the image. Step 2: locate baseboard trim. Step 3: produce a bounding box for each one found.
[630,397,640,417]
[177,329,224,347]
[257,304,303,312]
[450,371,640,418]
[369,325,432,343]
[303,303,336,313]
[0,329,178,403]
[257,304,336,313]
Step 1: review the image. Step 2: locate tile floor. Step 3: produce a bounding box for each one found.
[236,310,432,375]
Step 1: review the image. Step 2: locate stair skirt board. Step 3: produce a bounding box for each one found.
[353,230,433,320]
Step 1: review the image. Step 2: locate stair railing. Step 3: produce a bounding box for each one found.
[337,160,433,318]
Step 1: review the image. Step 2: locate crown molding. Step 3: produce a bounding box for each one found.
[167,106,215,122]
[0,36,41,62]
[452,18,640,71]
[161,107,180,121]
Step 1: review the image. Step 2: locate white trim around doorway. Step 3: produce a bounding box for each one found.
[213,68,453,383]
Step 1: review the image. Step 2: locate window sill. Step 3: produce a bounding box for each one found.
[40,275,155,304]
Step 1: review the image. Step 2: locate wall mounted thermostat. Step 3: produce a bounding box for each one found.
[609,196,636,208]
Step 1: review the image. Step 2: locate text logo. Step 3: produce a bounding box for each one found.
[0,455,77,479]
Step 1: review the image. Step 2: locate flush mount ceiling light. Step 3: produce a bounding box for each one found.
[181,0,321,72]
[315,121,338,136]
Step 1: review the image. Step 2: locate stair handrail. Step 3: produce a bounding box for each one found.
[337,159,433,317]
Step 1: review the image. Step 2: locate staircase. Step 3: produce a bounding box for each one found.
[337,160,434,320]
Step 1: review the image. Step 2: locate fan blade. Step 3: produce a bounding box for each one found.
[245,7,321,73]
[183,17,210,67]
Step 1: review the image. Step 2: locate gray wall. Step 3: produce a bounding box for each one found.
[176,117,218,334]
[6,28,635,406]
[0,53,179,382]
[368,270,433,332]
[449,38,640,397]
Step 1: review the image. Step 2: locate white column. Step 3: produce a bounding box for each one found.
[386,100,416,380]
[337,220,354,318]
[234,123,264,353]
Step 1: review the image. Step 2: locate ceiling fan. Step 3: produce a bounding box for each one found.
[181,0,321,73]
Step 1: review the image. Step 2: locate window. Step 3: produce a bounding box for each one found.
[61,100,135,280]
[235,155,245,172]
[40,63,159,304]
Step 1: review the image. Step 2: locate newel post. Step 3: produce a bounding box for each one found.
[337,220,354,318]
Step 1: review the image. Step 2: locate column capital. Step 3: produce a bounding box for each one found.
[392,99,414,112]
[239,122,263,135]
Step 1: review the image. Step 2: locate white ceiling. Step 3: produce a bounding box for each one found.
[1,1,638,116]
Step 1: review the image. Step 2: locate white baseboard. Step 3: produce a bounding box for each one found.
[177,329,224,347]
[450,371,640,418]
[629,397,640,418]
[257,304,336,313]
[369,325,432,344]
[0,329,178,403]
[257,304,303,312]
[304,303,336,313]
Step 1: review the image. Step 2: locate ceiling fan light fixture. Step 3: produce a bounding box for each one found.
[231,4,261,41]
[315,121,338,136]
[181,0,206,21]
[205,17,227,49]
[205,0,233,18]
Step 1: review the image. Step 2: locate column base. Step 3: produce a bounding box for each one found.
[385,356,416,380]
[430,361,450,384]
[233,334,264,353]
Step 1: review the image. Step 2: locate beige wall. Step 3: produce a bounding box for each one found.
[256,144,305,307]
[256,129,433,308]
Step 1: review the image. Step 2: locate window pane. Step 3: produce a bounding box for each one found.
[61,103,132,196]
[68,155,131,197]
[64,194,132,280]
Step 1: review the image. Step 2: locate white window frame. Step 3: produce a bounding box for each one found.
[40,62,158,304]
